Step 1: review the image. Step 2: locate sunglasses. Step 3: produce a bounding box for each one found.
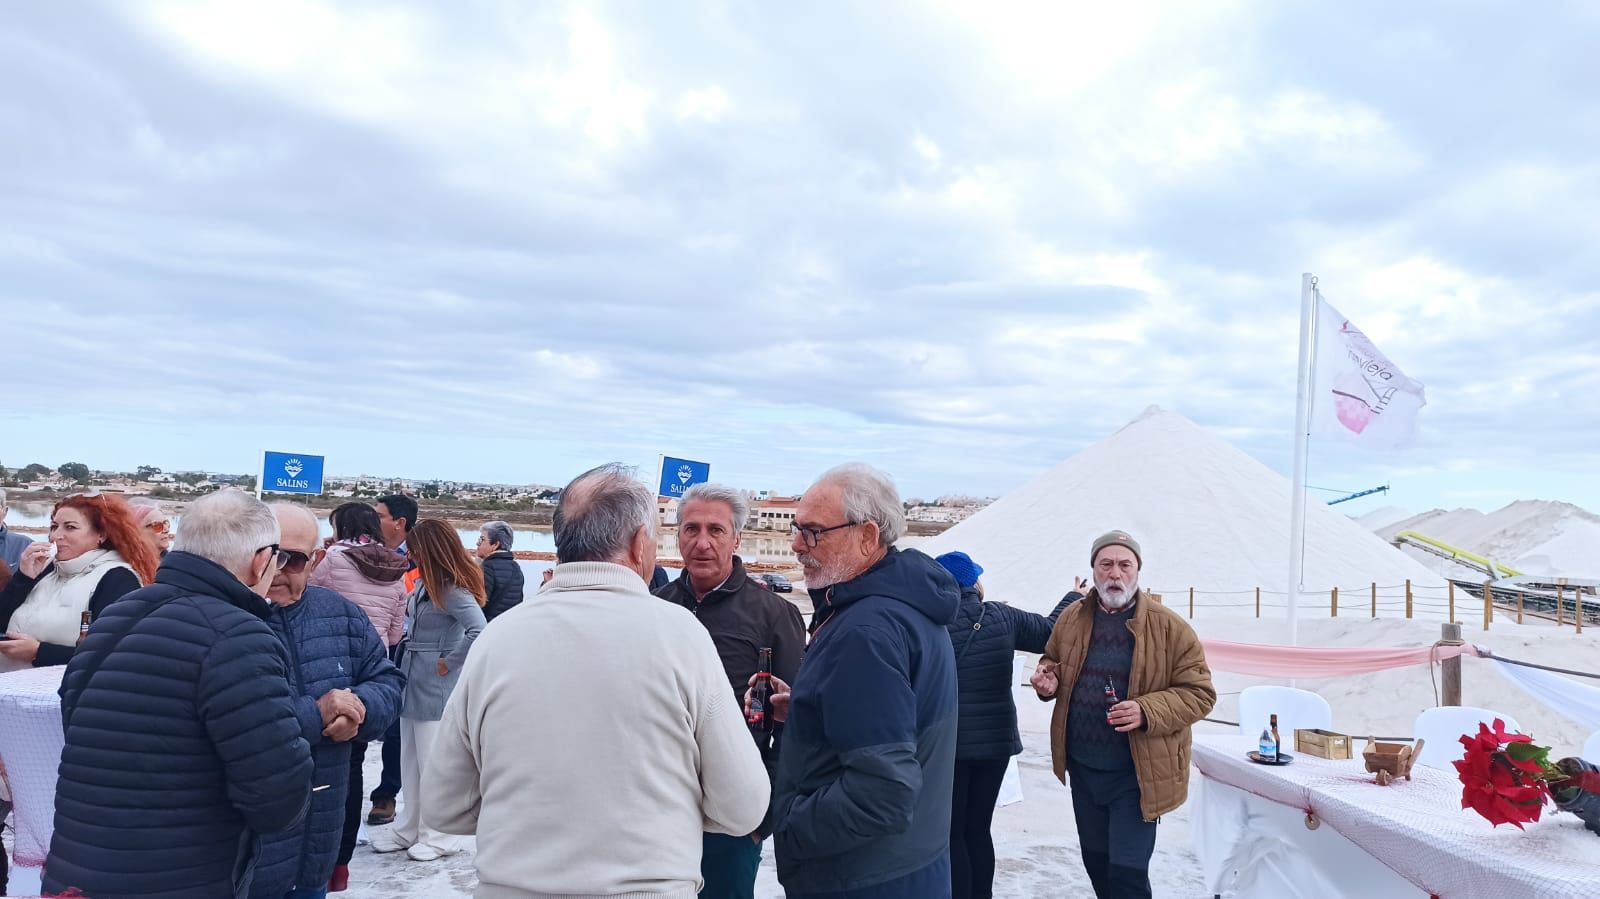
[278,548,319,574]
[147,520,171,534]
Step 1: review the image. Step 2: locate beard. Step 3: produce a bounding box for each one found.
[798,553,854,590]
[1096,579,1138,610]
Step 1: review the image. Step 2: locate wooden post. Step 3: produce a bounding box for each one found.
[1255,586,1261,618]
[1189,587,1195,619]
[1440,622,1463,707]
[1370,582,1377,618]
[1578,589,1585,634]
[1517,591,1524,624]
[1405,579,1413,619]
[1331,587,1339,618]
[1448,581,1456,623]
[1557,585,1565,627]
[1483,579,1493,631]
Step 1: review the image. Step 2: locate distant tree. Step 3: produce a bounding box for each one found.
[0,460,7,480]
[421,481,441,500]
[58,462,90,481]
[175,472,207,486]
[136,465,163,481]
[239,475,257,491]
[19,463,52,481]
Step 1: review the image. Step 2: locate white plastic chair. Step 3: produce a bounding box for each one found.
[1583,730,1600,763]
[1236,686,1334,746]
[1412,707,1522,771]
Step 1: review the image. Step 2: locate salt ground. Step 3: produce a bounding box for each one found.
[1370,500,1600,579]
[342,614,1598,898]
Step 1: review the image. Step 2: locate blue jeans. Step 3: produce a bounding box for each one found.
[284,889,328,899]
[701,832,761,899]
[1066,762,1156,899]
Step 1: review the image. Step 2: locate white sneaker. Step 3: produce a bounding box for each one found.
[406,842,455,862]
[369,832,412,854]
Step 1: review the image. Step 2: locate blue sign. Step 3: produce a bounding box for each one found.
[262,451,325,495]
[658,456,710,499]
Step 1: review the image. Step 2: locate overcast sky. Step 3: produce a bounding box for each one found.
[2,1,1596,514]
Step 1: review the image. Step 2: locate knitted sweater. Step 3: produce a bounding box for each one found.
[423,562,770,899]
[1065,602,1136,770]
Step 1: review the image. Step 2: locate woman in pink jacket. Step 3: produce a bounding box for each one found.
[312,503,408,646]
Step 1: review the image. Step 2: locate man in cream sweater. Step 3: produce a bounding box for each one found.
[424,463,770,899]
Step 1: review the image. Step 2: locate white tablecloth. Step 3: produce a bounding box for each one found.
[0,664,65,885]
[1192,735,1600,898]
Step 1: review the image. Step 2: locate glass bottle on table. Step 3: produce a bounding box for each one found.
[1259,720,1277,761]
[1270,713,1282,761]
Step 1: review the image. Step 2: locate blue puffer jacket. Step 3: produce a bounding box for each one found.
[772,548,961,898]
[252,585,405,898]
[946,586,1079,760]
[44,551,314,899]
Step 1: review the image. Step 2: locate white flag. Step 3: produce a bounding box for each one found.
[1312,296,1426,450]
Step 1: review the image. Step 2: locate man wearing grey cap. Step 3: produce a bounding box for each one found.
[1029,531,1214,899]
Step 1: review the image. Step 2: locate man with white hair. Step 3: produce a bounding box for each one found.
[751,463,961,898]
[425,464,769,897]
[1029,531,1215,899]
[653,482,806,899]
[0,487,32,569]
[44,489,314,899]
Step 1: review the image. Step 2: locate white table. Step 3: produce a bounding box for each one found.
[1192,735,1600,898]
[0,665,65,896]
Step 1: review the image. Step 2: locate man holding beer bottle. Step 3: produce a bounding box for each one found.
[655,483,806,899]
[1030,531,1215,899]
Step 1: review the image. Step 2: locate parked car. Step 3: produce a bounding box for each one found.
[758,573,793,593]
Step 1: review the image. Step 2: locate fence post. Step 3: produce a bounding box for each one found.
[1189,587,1195,619]
[1255,587,1261,619]
[1517,591,1524,624]
[1483,579,1493,631]
[1405,579,1413,619]
[1448,581,1456,623]
[1441,622,1463,706]
[1371,582,1377,618]
[1578,589,1585,634]
[1557,585,1565,627]
[1331,587,1338,618]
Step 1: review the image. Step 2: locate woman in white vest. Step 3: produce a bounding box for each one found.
[0,492,159,672]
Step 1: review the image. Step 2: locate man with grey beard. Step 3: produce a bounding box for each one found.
[1030,531,1214,899]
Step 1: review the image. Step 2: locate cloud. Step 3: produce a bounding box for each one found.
[0,0,1595,514]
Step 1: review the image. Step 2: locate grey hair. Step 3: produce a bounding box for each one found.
[268,501,320,533]
[679,483,749,533]
[0,486,7,508]
[173,488,280,579]
[552,463,656,564]
[813,463,905,547]
[480,520,515,551]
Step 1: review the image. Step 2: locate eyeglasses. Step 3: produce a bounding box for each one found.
[278,548,318,574]
[147,520,171,534]
[789,521,861,549]
[256,543,285,569]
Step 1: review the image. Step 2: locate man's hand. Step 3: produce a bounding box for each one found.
[1071,576,1088,593]
[1108,700,1144,733]
[316,689,365,729]
[744,673,792,724]
[323,714,360,742]
[0,632,40,664]
[1030,661,1059,700]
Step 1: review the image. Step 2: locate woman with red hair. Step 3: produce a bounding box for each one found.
[0,492,158,671]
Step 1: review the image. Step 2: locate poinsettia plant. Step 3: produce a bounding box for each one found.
[1455,718,1600,829]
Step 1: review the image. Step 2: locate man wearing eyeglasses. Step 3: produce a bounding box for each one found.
[747,463,961,899]
[254,504,404,899]
[44,489,314,899]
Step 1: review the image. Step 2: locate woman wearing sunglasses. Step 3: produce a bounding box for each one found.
[127,497,175,559]
[0,492,158,671]
[369,518,486,862]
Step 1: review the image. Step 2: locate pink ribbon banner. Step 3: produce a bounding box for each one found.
[1201,639,1478,678]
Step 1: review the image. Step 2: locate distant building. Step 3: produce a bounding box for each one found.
[752,497,800,532]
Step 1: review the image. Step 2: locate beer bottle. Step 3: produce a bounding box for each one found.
[1103,676,1120,725]
[748,647,775,734]
[78,610,92,645]
[1270,713,1282,762]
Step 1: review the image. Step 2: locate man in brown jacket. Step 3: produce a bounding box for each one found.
[1030,531,1215,898]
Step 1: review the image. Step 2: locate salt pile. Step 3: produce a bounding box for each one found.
[921,407,1448,615]
[1375,500,1600,578]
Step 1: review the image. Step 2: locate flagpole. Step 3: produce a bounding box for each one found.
[1287,273,1316,646]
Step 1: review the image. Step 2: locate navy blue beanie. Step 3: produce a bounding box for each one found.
[936,551,984,588]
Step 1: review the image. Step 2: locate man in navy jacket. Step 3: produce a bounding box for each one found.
[253,504,404,898]
[45,489,314,899]
[753,464,960,899]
